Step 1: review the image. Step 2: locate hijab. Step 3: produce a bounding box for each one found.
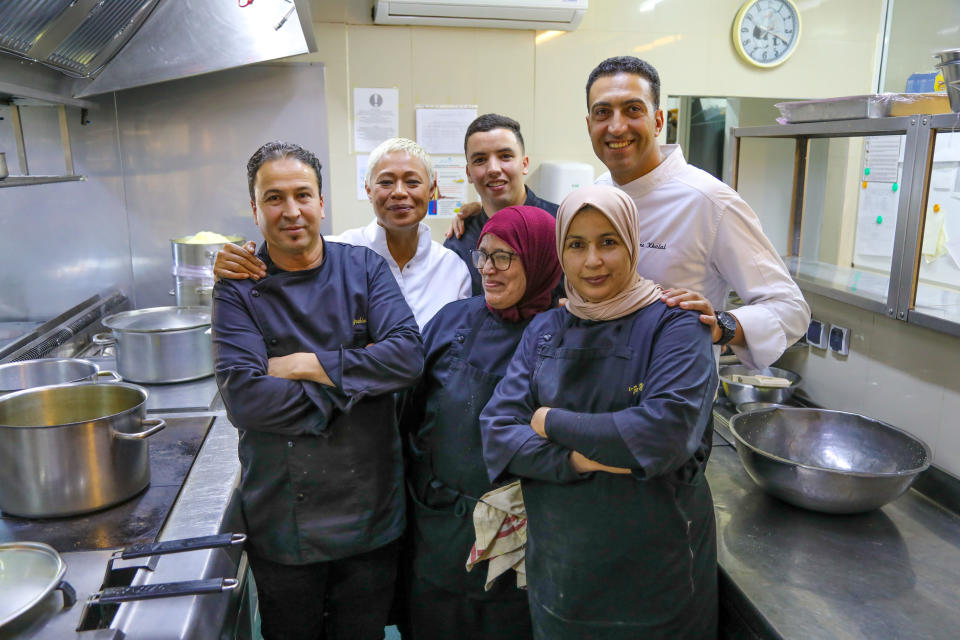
[478,206,561,323]
[556,184,662,321]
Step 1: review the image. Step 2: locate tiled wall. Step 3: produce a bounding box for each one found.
[778,292,960,478]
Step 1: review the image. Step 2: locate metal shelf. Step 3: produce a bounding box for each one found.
[0,175,84,188]
[733,115,915,139]
[734,114,960,337]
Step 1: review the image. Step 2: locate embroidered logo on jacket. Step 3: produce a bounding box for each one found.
[353,317,367,326]
[627,383,644,395]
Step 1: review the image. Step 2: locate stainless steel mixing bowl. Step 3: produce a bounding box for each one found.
[719,365,801,406]
[729,408,931,514]
[734,401,790,413]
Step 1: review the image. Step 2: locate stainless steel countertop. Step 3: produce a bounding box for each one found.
[709,420,960,640]
[110,412,244,640]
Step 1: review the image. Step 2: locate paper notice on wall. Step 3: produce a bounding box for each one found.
[416,106,477,154]
[354,88,399,153]
[930,166,957,191]
[947,235,960,271]
[863,136,902,183]
[429,156,468,218]
[356,155,369,200]
[855,183,900,257]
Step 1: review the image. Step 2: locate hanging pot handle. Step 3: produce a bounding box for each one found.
[90,578,238,605]
[112,418,165,440]
[92,332,116,346]
[118,532,247,560]
[95,370,123,382]
[57,580,78,608]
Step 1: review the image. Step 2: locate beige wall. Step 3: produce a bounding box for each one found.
[301,0,885,238]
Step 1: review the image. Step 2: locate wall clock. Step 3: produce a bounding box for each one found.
[732,0,801,68]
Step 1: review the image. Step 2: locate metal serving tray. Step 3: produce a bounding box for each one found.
[776,94,951,123]
[776,95,893,123]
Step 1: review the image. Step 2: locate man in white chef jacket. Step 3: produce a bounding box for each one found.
[586,55,810,369]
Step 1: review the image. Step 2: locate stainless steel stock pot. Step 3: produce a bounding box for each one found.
[95,306,213,383]
[0,382,165,518]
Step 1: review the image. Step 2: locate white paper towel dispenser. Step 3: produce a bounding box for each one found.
[539,162,594,204]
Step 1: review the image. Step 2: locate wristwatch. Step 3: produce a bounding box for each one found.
[714,311,737,346]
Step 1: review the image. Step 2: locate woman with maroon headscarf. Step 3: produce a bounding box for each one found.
[398,206,561,640]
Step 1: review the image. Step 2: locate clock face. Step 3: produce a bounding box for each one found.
[733,0,801,68]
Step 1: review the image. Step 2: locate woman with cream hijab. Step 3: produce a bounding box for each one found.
[480,184,719,639]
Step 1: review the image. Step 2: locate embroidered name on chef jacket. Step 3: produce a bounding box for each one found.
[643,241,667,250]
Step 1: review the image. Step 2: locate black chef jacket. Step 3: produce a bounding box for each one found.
[213,240,424,565]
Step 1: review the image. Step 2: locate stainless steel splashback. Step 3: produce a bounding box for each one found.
[0,61,330,319]
[0,94,135,322]
[115,62,331,308]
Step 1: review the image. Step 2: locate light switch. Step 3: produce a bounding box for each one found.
[829,325,850,356]
[806,320,828,349]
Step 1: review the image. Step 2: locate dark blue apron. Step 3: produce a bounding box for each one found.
[524,315,717,639]
[406,309,532,639]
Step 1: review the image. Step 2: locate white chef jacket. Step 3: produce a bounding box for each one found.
[596,145,810,369]
[329,219,472,329]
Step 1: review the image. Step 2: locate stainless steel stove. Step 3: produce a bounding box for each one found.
[1,295,249,639]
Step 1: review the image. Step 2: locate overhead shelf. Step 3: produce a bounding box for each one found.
[0,175,84,188]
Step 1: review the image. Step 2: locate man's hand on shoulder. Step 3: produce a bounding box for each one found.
[444,201,482,239]
[214,241,266,282]
[268,353,334,387]
[661,287,722,342]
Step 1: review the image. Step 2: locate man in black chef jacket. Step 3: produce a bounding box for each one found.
[212,141,424,640]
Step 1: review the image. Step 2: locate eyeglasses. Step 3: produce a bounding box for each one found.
[470,249,517,272]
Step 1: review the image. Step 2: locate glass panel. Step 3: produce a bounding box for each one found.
[914,130,960,324]
[882,1,960,94]
[736,137,795,257]
[792,135,907,306]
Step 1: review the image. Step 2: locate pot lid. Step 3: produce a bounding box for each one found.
[0,542,66,627]
[102,306,210,332]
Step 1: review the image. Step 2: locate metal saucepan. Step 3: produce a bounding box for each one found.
[729,408,931,514]
[719,365,801,406]
[0,358,120,395]
[0,382,165,518]
[95,306,213,384]
[0,542,77,629]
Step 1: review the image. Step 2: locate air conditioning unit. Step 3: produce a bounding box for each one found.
[372,0,587,31]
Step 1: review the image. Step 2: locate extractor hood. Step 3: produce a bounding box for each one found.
[0,0,316,102]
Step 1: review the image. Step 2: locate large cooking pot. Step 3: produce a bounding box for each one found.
[0,358,121,395]
[0,382,165,518]
[95,306,213,384]
[171,234,244,307]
